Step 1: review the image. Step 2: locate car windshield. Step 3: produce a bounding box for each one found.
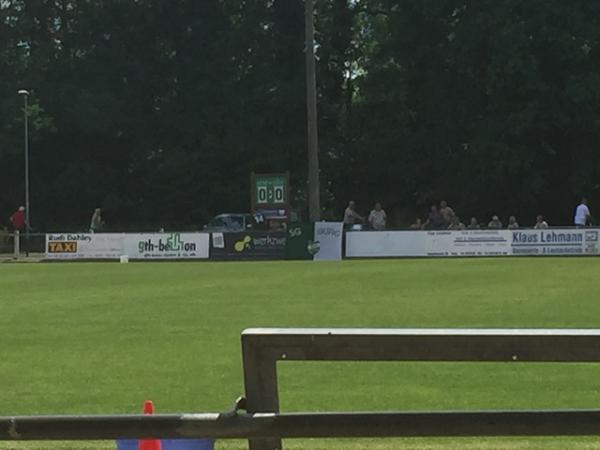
[225,216,244,229]
[208,215,248,230]
[209,217,228,228]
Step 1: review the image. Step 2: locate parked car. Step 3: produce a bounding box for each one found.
[203,213,255,233]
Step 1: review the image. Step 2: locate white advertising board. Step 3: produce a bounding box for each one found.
[509,229,600,256]
[124,233,210,260]
[426,230,510,257]
[45,232,210,260]
[313,222,344,261]
[45,233,124,260]
[345,231,426,258]
[345,228,600,258]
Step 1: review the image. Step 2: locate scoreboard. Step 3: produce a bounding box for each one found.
[251,173,289,209]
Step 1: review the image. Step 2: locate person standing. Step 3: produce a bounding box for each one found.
[507,216,519,229]
[90,208,105,233]
[574,198,591,227]
[424,205,446,230]
[368,202,387,230]
[439,200,455,225]
[9,206,26,233]
[343,201,364,229]
[534,215,549,229]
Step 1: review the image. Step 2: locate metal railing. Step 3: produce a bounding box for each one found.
[0,231,46,259]
[4,329,600,449]
[0,230,17,257]
[242,328,600,449]
[5,409,600,441]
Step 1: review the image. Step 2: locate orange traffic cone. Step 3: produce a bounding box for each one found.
[139,400,162,450]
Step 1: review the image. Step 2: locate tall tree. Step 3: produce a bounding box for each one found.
[3,0,600,229]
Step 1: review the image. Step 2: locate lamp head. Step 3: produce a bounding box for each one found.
[18,90,29,96]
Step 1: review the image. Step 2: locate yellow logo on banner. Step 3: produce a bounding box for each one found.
[48,241,78,253]
[234,236,252,252]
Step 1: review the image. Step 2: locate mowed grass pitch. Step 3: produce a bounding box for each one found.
[3,258,600,450]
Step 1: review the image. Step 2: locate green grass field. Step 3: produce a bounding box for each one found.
[3,258,600,450]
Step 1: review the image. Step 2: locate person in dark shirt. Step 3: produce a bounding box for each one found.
[424,205,446,230]
[468,217,480,229]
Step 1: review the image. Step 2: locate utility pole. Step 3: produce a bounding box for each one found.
[18,90,31,250]
[305,0,320,222]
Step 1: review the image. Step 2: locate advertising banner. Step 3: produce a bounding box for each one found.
[345,231,426,258]
[426,230,510,257]
[313,222,344,261]
[45,233,209,260]
[285,224,316,260]
[345,228,600,258]
[45,233,125,260]
[210,231,287,260]
[510,229,600,256]
[124,233,209,260]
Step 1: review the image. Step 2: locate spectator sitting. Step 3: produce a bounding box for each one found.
[448,216,465,230]
[368,202,387,231]
[409,218,423,230]
[424,205,446,230]
[507,216,519,229]
[343,201,364,229]
[439,200,455,225]
[534,215,549,229]
[488,215,503,229]
[468,217,480,229]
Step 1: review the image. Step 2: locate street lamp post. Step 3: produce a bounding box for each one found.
[18,89,30,244]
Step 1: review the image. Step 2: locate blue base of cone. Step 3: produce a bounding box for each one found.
[117,439,214,450]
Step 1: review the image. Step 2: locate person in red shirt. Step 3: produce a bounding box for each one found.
[9,206,26,232]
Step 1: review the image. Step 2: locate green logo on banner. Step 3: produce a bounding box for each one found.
[167,233,184,251]
[307,240,320,256]
[138,233,197,253]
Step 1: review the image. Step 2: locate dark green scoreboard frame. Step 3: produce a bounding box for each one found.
[250,172,290,212]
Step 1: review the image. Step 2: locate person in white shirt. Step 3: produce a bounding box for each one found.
[534,215,549,229]
[574,198,591,227]
[368,203,387,230]
[488,215,503,229]
[343,201,364,228]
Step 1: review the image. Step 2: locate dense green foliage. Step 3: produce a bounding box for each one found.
[4,258,600,450]
[2,1,600,230]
